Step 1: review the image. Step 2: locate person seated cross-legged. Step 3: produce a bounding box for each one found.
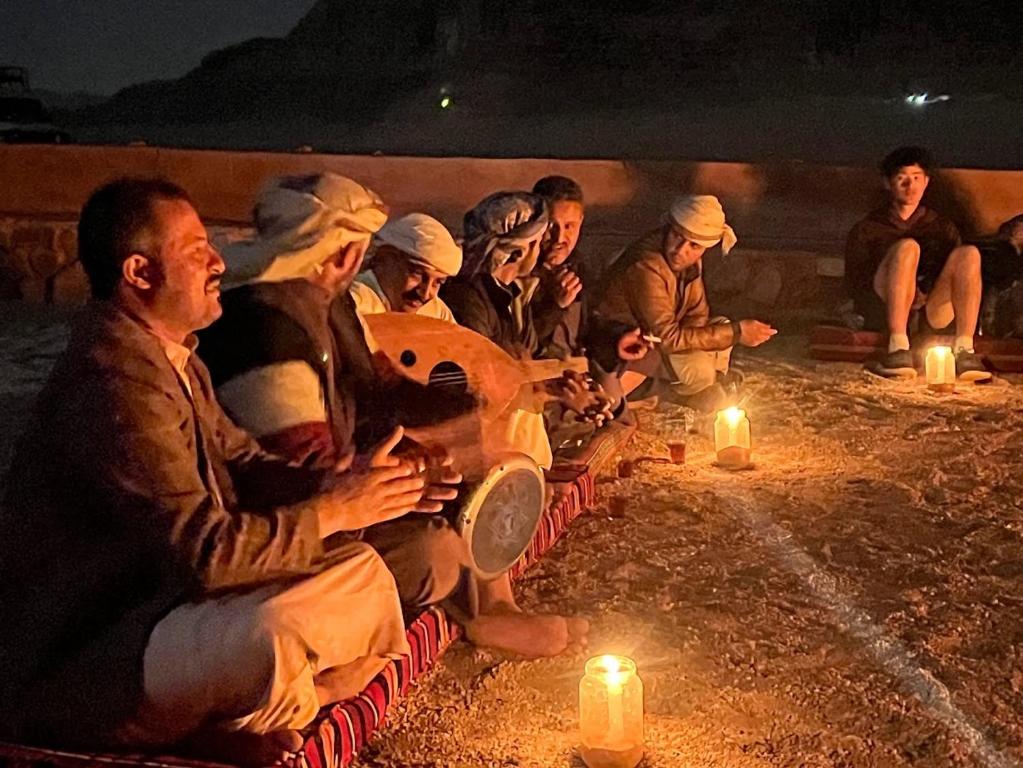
[349,211,591,658]
[442,191,618,452]
[845,146,991,382]
[0,179,415,766]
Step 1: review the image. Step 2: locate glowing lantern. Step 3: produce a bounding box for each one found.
[579,655,644,768]
[714,406,752,469]
[925,346,955,392]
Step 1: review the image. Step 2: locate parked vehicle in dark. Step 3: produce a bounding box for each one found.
[0,96,72,143]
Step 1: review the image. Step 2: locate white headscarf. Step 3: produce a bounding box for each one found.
[668,195,738,255]
[223,173,388,286]
[374,213,462,277]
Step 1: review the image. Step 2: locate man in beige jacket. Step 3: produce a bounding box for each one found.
[596,195,776,407]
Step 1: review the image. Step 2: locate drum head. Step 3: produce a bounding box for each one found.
[458,454,545,580]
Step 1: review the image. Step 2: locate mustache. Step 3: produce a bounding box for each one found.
[402,290,429,304]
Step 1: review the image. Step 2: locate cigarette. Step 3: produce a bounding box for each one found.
[642,334,662,344]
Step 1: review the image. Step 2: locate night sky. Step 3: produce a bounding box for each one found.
[0,0,317,95]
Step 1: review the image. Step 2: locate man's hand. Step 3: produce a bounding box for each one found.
[413,444,462,514]
[737,319,777,347]
[550,372,615,427]
[553,267,583,308]
[616,327,654,362]
[318,427,435,536]
[319,466,425,535]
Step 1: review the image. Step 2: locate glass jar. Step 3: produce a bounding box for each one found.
[579,655,644,768]
[925,346,955,392]
[714,406,751,469]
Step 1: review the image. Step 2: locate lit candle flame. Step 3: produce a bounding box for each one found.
[600,654,625,688]
[723,406,744,427]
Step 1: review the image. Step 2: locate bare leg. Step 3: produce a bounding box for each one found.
[478,571,517,613]
[873,238,921,339]
[925,245,982,340]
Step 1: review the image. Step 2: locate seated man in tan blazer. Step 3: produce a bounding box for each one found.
[0,178,417,766]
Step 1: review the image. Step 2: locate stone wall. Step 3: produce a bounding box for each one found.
[0,217,248,305]
[1,145,1019,314]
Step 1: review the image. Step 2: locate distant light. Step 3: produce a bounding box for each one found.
[904,92,951,107]
[439,96,452,109]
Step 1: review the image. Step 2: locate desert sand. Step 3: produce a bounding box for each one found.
[2,308,1021,767]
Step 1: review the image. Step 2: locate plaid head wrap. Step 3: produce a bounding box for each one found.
[460,192,549,276]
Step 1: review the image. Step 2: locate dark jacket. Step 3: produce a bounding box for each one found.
[973,238,1023,337]
[532,254,632,371]
[442,274,540,359]
[0,301,326,747]
[845,205,961,297]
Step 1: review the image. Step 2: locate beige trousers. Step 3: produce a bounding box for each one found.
[123,541,409,744]
[666,348,732,395]
[499,409,553,469]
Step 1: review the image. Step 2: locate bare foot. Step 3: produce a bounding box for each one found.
[464,613,590,658]
[181,728,303,767]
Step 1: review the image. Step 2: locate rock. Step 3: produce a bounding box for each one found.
[18,275,47,303]
[27,244,64,280]
[51,261,90,306]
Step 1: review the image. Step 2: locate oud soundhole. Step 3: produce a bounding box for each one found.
[428,361,469,393]
[400,350,417,367]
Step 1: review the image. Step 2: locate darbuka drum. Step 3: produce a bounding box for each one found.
[451,453,545,580]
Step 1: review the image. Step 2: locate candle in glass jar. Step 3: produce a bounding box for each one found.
[925,346,955,392]
[714,406,752,469]
[579,655,644,768]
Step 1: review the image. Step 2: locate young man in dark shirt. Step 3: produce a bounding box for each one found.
[845,146,990,381]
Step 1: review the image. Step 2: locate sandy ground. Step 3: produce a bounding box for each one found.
[356,339,1023,768]
[2,307,1022,767]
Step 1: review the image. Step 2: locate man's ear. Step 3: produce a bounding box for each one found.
[122,253,155,291]
[338,239,368,274]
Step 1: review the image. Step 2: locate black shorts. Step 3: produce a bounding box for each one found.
[854,286,954,335]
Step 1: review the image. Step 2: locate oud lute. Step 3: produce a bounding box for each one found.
[363,312,587,422]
